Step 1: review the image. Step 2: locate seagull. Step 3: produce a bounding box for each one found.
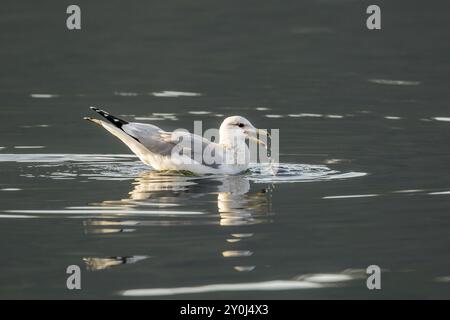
[84,107,268,175]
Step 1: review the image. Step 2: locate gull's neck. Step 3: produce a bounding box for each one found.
[219,130,250,168]
[219,129,244,148]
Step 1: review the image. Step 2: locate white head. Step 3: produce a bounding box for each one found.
[219,116,266,146]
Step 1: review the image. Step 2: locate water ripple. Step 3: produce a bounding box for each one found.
[248,163,367,184]
[0,154,367,184]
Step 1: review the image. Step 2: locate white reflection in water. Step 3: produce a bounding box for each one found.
[222,250,253,257]
[428,191,450,195]
[296,274,354,283]
[30,93,59,98]
[324,158,348,165]
[323,194,379,199]
[69,206,134,210]
[151,91,201,97]
[433,117,450,122]
[288,113,322,118]
[325,114,344,119]
[265,114,283,118]
[21,124,50,128]
[121,280,323,297]
[153,113,176,117]
[0,153,139,163]
[6,209,203,216]
[114,91,138,96]
[188,111,211,115]
[234,266,256,272]
[120,270,361,297]
[384,116,402,120]
[0,214,37,219]
[14,146,45,149]
[231,233,254,238]
[393,189,424,193]
[368,79,421,86]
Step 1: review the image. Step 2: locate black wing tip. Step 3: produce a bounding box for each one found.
[88,106,129,127]
[90,106,106,113]
[87,107,140,142]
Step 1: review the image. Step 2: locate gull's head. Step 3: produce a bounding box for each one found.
[219,116,267,146]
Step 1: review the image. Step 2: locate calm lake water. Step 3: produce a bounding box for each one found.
[1,0,450,299]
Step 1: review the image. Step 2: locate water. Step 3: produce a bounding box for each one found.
[1,0,450,299]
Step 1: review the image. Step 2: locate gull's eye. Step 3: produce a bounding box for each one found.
[238,123,244,128]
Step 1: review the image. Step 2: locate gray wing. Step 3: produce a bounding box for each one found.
[123,122,223,168]
[122,122,174,156]
[86,108,222,168]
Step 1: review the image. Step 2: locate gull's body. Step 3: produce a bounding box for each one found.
[84,107,265,175]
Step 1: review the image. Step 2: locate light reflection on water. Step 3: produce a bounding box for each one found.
[120,269,368,297]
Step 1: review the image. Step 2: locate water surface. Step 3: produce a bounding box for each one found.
[1,0,450,299]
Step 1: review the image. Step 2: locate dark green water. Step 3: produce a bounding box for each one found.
[1,0,450,299]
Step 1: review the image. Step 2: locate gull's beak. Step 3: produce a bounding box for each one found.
[245,128,270,146]
[257,128,270,138]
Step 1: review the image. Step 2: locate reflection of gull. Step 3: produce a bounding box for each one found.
[127,172,199,202]
[84,107,268,174]
[97,171,271,227]
[84,171,271,272]
[83,256,148,271]
[216,177,270,226]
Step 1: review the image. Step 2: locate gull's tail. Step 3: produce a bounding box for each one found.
[83,107,152,166]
